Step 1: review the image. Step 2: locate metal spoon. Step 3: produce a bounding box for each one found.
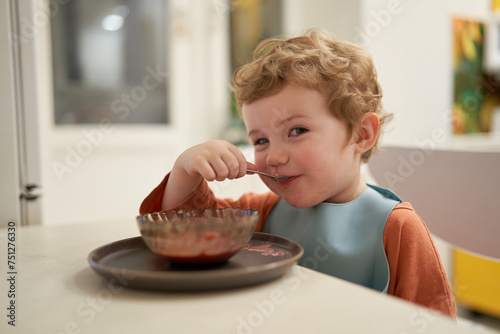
[246,169,290,181]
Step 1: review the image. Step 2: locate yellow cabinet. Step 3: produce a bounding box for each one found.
[453,248,500,317]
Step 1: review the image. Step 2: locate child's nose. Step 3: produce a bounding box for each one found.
[266,145,289,166]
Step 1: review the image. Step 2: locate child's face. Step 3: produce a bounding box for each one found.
[242,83,364,207]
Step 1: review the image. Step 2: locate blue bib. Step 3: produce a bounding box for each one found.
[263,184,401,293]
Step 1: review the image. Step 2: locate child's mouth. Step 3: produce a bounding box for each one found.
[275,176,297,184]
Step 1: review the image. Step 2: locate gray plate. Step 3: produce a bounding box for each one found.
[88,232,303,291]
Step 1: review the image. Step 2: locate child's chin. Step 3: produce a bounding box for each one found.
[266,185,320,208]
[282,196,319,209]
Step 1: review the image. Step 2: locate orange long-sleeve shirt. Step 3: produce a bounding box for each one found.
[140,174,456,318]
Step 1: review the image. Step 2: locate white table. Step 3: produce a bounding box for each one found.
[0,220,489,334]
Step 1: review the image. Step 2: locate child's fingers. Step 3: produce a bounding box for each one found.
[226,144,248,178]
[204,145,246,181]
[217,149,244,180]
[187,159,217,181]
[207,157,231,181]
[182,140,247,181]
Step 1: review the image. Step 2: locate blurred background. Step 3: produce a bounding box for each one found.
[1,0,499,330]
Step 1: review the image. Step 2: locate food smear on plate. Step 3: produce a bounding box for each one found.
[243,243,285,256]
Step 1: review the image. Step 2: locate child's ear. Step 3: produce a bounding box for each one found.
[354,112,380,154]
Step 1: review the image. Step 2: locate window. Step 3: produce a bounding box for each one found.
[51,0,168,125]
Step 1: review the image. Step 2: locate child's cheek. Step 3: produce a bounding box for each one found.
[254,154,267,170]
[295,146,316,165]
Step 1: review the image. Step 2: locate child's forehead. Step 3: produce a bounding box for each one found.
[251,82,326,104]
[242,88,343,130]
[242,84,330,117]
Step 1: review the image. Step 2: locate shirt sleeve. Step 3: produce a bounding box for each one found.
[383,202,457,318]
[139,172,280,231]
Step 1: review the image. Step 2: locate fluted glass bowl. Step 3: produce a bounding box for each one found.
[136,208,259,265]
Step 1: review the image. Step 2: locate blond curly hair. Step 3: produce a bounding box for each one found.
[231,29,391,162]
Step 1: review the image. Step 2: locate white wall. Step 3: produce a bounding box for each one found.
[283,0,361,40]
[363,0,493,149]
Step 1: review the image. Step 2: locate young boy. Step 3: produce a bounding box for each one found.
[140,29,456,318]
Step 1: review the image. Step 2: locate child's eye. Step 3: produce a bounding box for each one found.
[290,127,308,136]
[253,138,269,146]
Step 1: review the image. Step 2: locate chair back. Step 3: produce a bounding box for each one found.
[368,145,500,260]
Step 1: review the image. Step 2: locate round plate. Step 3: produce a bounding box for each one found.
[88,232,303,291]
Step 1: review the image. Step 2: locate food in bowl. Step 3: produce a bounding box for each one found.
[136,208,259,265]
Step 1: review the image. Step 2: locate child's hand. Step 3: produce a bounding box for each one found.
[175,140,249,181]
[163,140,250,208]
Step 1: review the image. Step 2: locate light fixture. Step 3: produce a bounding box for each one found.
[101,14,124,31]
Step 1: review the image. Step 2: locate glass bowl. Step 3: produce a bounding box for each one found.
[136,208,259,266]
